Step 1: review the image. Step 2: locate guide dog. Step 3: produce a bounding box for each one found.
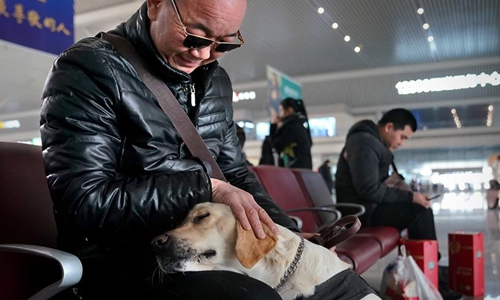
[152,203,380,300]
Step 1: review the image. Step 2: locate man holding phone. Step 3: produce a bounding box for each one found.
[335,108,462,300]
[428,194,441,200]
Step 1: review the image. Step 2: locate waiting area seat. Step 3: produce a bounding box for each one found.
[0,141,82,300]
[291,168,400,258]
[251,165,401,274]
[250,165,341,233]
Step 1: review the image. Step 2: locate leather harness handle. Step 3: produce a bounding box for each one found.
[100,32,226,182]
[314,215,361,249]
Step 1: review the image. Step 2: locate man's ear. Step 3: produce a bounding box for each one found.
[235,222,278,269]
[146,0,163,20]
[384,122,394,133]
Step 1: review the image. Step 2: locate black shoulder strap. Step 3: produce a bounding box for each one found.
[100,32,226,181]
[391,161,404,180]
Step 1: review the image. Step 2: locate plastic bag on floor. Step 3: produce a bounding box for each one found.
[380,246,442,300]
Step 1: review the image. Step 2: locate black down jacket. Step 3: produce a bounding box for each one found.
[270,114,312,169]
[335,120,413,224]
[40,3,296,297]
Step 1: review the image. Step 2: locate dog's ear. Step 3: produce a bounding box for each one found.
[235,221,278,269]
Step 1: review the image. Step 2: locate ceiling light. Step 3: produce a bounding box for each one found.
[487,105,494,127]
[451,109,462,129]
[318,7,324,14]
[332,23,338,29]
[344,35,350,42]
[417,8,424,14]
[423,23,429,30]
[354,46,361,53]
[427,36,434,42]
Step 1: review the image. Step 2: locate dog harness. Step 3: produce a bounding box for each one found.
[273,236,305,291]
[294,268,377,300]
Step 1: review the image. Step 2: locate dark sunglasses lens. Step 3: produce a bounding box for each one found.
[184,35,213,49]
[214,43,242,53]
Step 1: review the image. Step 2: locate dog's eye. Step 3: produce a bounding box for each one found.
[202,250,216,259]
[193,212,210,224]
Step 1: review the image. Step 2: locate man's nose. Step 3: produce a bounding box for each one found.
[191,46,212,60]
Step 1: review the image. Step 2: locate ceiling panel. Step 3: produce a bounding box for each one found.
[222,0,500,84]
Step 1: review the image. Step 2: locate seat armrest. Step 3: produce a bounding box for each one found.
[285,207,342,231]
[322,203,366,217]
[288,215,303,229]
[0,244,83,300]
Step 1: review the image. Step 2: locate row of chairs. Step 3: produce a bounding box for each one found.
[0,141,400,298]
[249,165,400,274]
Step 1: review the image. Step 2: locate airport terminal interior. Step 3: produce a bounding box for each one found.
[0,0,499,299]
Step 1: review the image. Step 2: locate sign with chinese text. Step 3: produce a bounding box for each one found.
[0,0,74,55]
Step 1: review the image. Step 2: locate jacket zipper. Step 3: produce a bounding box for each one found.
[190,83,196,107]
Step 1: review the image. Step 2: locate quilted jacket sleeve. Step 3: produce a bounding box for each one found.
[344,133,413,204]
[40,42,212,239]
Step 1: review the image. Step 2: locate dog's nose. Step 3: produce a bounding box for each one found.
[151,234,169,251]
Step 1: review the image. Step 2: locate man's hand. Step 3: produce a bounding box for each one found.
[211,178,279,239]
[270,108,279,125]
[412,192,431,208]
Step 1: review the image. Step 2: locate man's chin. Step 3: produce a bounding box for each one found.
[169,57,200,74]
[173,64,198,74]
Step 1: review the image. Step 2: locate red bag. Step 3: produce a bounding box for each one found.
[398,240,438,289]
[448,232,484,296]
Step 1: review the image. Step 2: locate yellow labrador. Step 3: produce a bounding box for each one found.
[152,203,380,300]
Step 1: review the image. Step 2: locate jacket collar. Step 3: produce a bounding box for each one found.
[115,2,219,83]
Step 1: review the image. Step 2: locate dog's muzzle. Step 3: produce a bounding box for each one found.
[151,233,199,273]
[151,233,185,273]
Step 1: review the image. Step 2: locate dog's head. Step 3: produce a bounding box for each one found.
[151,202,278,273]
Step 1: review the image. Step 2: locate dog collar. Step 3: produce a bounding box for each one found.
[274,236,305,291]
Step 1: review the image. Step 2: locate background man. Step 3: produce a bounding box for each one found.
[335,108,462,300]
[318,159,334,194]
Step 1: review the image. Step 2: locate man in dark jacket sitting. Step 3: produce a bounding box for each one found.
[335,108,462,300]
[40,0,298,299]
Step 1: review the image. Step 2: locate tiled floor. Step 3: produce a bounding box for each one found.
[361,192,500,300]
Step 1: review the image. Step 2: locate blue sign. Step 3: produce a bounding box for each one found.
[0,0,74,55]
[266,65,303,119]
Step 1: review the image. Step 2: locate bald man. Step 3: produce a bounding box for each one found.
[41,0,295,298]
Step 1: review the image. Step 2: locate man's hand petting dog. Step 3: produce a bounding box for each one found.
[210,178,279,239]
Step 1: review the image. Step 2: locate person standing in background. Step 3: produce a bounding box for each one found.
[268,97,312,169]
[318,160,334,194]
[235,124,253,166]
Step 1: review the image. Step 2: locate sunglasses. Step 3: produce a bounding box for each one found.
[170,0,244,53]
